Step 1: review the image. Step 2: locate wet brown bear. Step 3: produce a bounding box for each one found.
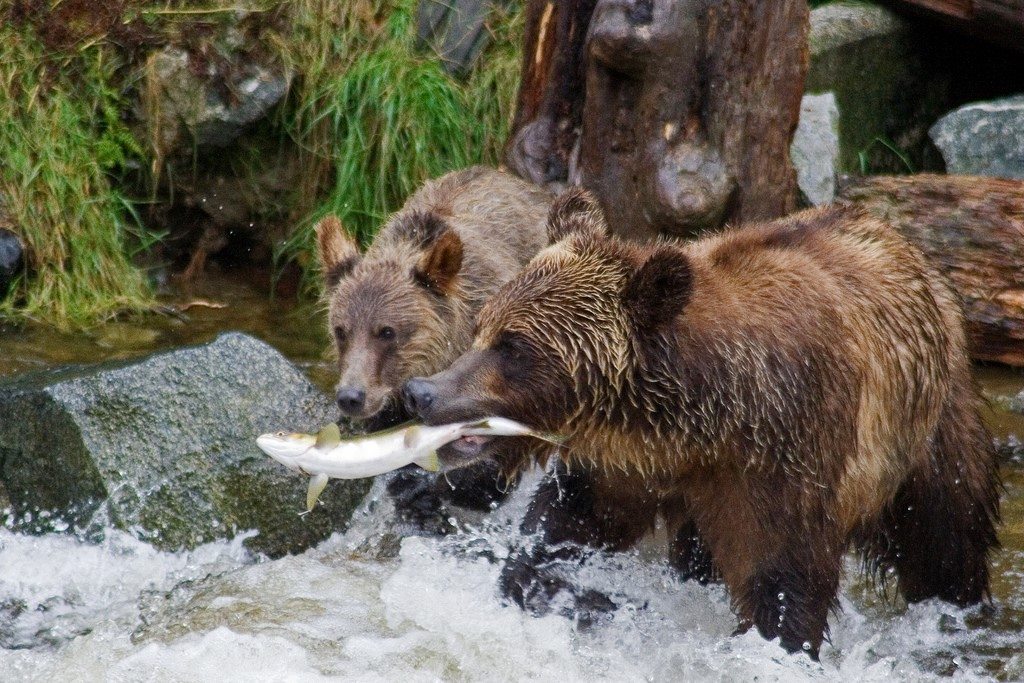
[403,190,1001,657]
[317,166,551,513]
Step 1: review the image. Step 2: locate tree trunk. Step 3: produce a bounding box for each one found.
[505,0,597,187]
[505,0,809,241]
[839,174,1024,367]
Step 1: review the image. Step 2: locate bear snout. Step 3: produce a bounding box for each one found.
[402,377,437,418]
[336,386,367,416]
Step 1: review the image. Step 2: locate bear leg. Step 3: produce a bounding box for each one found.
[433,459,520,512]
[669,519,719,584]
[686,475,842,659]
[861,393,1000,606]
[499,461,655,624]
[737,546,842,659]
[387,460,519,532]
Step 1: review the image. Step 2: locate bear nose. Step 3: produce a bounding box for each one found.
[336,386,366,415]
[402,378,436,417]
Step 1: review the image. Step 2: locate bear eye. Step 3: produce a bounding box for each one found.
[376,326,396,341]
[334,326,348,344]
[495,333,528,360]
[494,333,534,382]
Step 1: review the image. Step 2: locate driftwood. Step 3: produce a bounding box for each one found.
[505,0,809,241]
[839,174,1024,366]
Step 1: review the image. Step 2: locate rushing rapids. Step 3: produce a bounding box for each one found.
[1,465,1022,682]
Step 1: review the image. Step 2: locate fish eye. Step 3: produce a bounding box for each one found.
[376,326,396,341]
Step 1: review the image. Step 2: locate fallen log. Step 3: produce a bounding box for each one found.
[883,1,1024,53]
[838,174,1024,366]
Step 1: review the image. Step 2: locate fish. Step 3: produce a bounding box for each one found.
[256,418,563,513]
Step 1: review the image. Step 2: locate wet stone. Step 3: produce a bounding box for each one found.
[0,227,23,297]
[791,93,840,206]
[930,95,1024,179]
[0,332,369,557]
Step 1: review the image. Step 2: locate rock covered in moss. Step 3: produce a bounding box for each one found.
[0,332,368,557]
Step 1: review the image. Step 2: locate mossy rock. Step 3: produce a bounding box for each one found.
[0,332,368,557]
[807,2,953,174]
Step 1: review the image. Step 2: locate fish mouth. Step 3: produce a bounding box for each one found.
[438,434,493,466]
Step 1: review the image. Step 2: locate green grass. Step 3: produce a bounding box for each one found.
[277,0,523,290]
[0,26,156,330]
[0,0,523,326]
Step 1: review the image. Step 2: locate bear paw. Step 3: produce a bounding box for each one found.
[499,549,618,629]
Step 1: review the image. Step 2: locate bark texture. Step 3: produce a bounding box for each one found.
[839,174,1024,366]
[505,0,597,187]
[505,0,810,241]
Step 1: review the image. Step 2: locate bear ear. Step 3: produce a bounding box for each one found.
[393,210,450,248]
[546,187,607,245]
[316,215,361,289]
[622,246,693,331]
[414,228,463,295]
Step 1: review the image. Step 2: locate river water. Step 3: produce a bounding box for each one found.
[1,274,1022,681]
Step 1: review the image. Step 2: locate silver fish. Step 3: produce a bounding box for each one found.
[256,418,562,512]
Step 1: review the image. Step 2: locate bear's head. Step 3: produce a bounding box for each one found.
[403,189,693,470]
[317,211,464,424]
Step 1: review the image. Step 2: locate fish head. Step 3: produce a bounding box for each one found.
[256,431,317,467]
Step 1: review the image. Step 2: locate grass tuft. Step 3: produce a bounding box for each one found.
[0,26,156,329]
[278,0,523,291]
[0,0,523,326]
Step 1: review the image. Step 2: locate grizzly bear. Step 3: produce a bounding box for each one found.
[316,166,551,514]
[402,190,1002,657]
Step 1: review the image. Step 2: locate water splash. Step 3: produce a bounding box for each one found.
[1,471,1021,682]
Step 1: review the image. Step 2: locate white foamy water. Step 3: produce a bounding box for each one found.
[1,471,1021,682]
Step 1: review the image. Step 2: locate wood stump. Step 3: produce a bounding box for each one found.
[505,0,810,240]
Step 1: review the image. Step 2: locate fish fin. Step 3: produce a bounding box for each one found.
[413,451,440,472]
[315,423,342,448]
[306,473,329,512]
[403,425,421,449]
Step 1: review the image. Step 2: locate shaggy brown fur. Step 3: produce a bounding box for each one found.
[318,166,551,422]
[317,166,551,515]
[405,190,1002,657]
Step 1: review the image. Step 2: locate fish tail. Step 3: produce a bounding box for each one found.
[537,432,567,446]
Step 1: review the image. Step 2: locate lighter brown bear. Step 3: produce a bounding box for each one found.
[317,166,551,512]
[403,190,1001,657]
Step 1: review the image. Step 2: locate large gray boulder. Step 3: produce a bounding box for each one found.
[806,2,952,174]
[417,0,495,77]
[791,93,841,206]
[930,95,1024,179]
[0,333,368,557]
